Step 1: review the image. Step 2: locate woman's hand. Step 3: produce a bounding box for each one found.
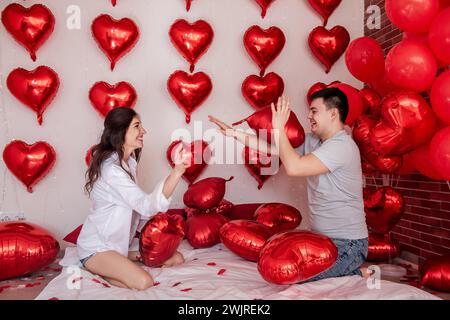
[208,115,235,137]
[171,143,191,176]
[271,95,291,131]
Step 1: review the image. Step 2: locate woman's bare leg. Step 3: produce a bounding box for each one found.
[84,250,153,290]
[162,251,185,268]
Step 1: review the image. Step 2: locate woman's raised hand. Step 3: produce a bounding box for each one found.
[172,142,191,176]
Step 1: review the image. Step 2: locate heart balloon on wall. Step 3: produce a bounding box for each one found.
[328,82,364,127]
[307,0,342,26]
[254,203,302,234]
[167,70,213,123]
[139,213,186,267]
[89,81,137,118]
[220,220,273,261]
[185,0,192,11]
[167,140,211,184]
[7,66,60,125]
[258,231,338,285]
[308,25,350,74]
[0,222,60,281]
[306,81,341,105]
[242,72,285,110]
[111,0,117,6]
[1,3,55,61]
[244,26,286,76]
[169,19,214,73]
[183,177,234,210]
[91,14,140,71]
[243,147,280,190]
[253,0,276,18]
[3,140,56,193]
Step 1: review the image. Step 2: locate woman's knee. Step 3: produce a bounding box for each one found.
[130,273,154,291]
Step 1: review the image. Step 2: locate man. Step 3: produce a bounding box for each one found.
[209,87,368,281]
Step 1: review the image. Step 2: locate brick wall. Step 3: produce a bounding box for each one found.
[363,0,450,266]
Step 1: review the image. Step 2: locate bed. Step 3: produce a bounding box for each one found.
[35,241,440,300]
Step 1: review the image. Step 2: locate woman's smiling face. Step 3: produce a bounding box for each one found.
[124,116,147,151]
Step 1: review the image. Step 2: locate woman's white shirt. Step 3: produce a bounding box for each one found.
[77,152,171,260]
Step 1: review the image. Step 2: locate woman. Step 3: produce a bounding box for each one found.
[77,107,189,290]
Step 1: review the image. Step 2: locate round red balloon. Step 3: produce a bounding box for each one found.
[242,72,285,110]
[220,220,273,262]
[183,177,234,210]
[258,231,338,285]
[385,0,439,34]
[186,213,228,248]
[430,127,450,180]
[420,255,450,292]
[431,70,450,125]
[254,203,302,234]
[139,213,186,267]
[3,140,56,193]
[89,81,137,118]
[0,222,59,281]
[410,143,445,180]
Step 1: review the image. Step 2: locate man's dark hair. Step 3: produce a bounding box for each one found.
[310,87,349,123]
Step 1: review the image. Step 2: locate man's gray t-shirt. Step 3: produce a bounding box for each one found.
[298,130,368,240]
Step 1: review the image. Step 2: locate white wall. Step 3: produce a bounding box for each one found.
[0,0,363,245]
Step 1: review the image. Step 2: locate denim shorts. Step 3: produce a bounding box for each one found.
[80,253,95,268]
[300,237,369,283]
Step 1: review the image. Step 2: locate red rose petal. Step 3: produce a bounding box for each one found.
[181,288,192,292]
[154,282,160,286]
[0,285,12,293]
[48,297,60,300]
[172,282,182,287]
[217,269,226,276]
[25,282,41,288]
[207,262,217,266]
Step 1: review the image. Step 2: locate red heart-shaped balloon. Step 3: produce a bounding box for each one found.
[169,19,214,73]
[353,116,403,174]
[308,25,350,74]
[89,81,137,118]
[254,203,302,234]
[258,231,338,285]
[306,81,341,105]
[220,220,273,261]
[167,70,213,123]
[111,0,117,6]
[370,91,438,156]
[253,0,276,18]
[364,187,405,234]
[242,72,284,110]
[2,140,56,193]
[183,177,234,210]
[243,147,280,190]
[7,66,59,125]
[1,3,55,61]
[307,0,342,26]
[244,25,286,76]
[367,233,400,262]
[185,0,192,11]
[139,213,186,267]
[166,140,211,184]
[420,255,450,292]
[185,199,234,219]
[360,87,382,117]
[186,213,229,248]
[91,14,140,71]
[0,222,59,281]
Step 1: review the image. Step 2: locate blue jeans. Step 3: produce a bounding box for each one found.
[301,237,369,283]
[80,253,95,268]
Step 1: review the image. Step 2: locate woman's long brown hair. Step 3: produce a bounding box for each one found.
[85,107,142,197]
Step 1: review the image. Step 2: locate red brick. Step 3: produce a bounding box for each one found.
[420,233,442,246]
[429,244,450,255]
[420,216,442,227]
[441,238,450,248]
[430,228,450,239]
[430,192,450,202]
[410,222,433,234]
[411,239,432,251]
[391,232,411,244]
[397,220,412,228]
[442,220,450,230]
[441,202,450,212]
[400,227,421,239]
[400,244,421,256]
[419,250,441,260]
[403,213,423,224]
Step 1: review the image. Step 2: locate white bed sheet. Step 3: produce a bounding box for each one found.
[35,241,440,300]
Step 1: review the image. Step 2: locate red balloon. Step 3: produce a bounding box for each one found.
[243,25,286,76]
[185,199,234,219]
[353,116,403,174]
[89,81,137,118]
[306,81,341,105]
[91,14,140,71]
[345,37,385,84]
[85,146,93,167]
[243,147,279,190]
[254,203,302,234]
[228,203,265,220]
[328,82,364,127]
[1,3,55,61]
[369,71,402,97]
[429,8,450,65]
[258,231,338,285]
[367,233,400,262]
[139,213,186,267]
[233,106,305,148]
[3,140,56,193]
[420,255,450,292]
[385,39,437,92]
[253,0,276,18]
[111,0,117,6]
[242,72,284,110]
[167,70,212,123]
[307,0,342,26]
[370,91,437,156]
[167,140,211,184]
[430,127,450,180]
[431,70,450,125]
[360,88,382,117]
[440,0,450,9]
[186,213,228,248]
[7,66,59,125]
[402,32,447,69]
[169,19,214,73]
[396,152,417,175]
[183,177,234,210]
[410,143,445,180]
[386,0,439,34]
[220,220,273,261]
[0,222,59,281]
[185,0,192,11]
[364,187,405,234]
[308,25,350,74]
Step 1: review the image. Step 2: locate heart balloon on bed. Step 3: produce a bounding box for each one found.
[220,220,273,262]
[367,233,400,262]
[186,213,229,248]
[139,213,186,267]
[258,231,338,285]
[0,222,60,281]
[89,81,137,118]
[185,199,234,219]
[233,106,305,148]
[183,177,234,210]
[420,255,450,293]
[254,203,302,234]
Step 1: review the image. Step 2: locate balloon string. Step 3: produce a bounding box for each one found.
[372,175,378,189]
[447,181,450,192]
